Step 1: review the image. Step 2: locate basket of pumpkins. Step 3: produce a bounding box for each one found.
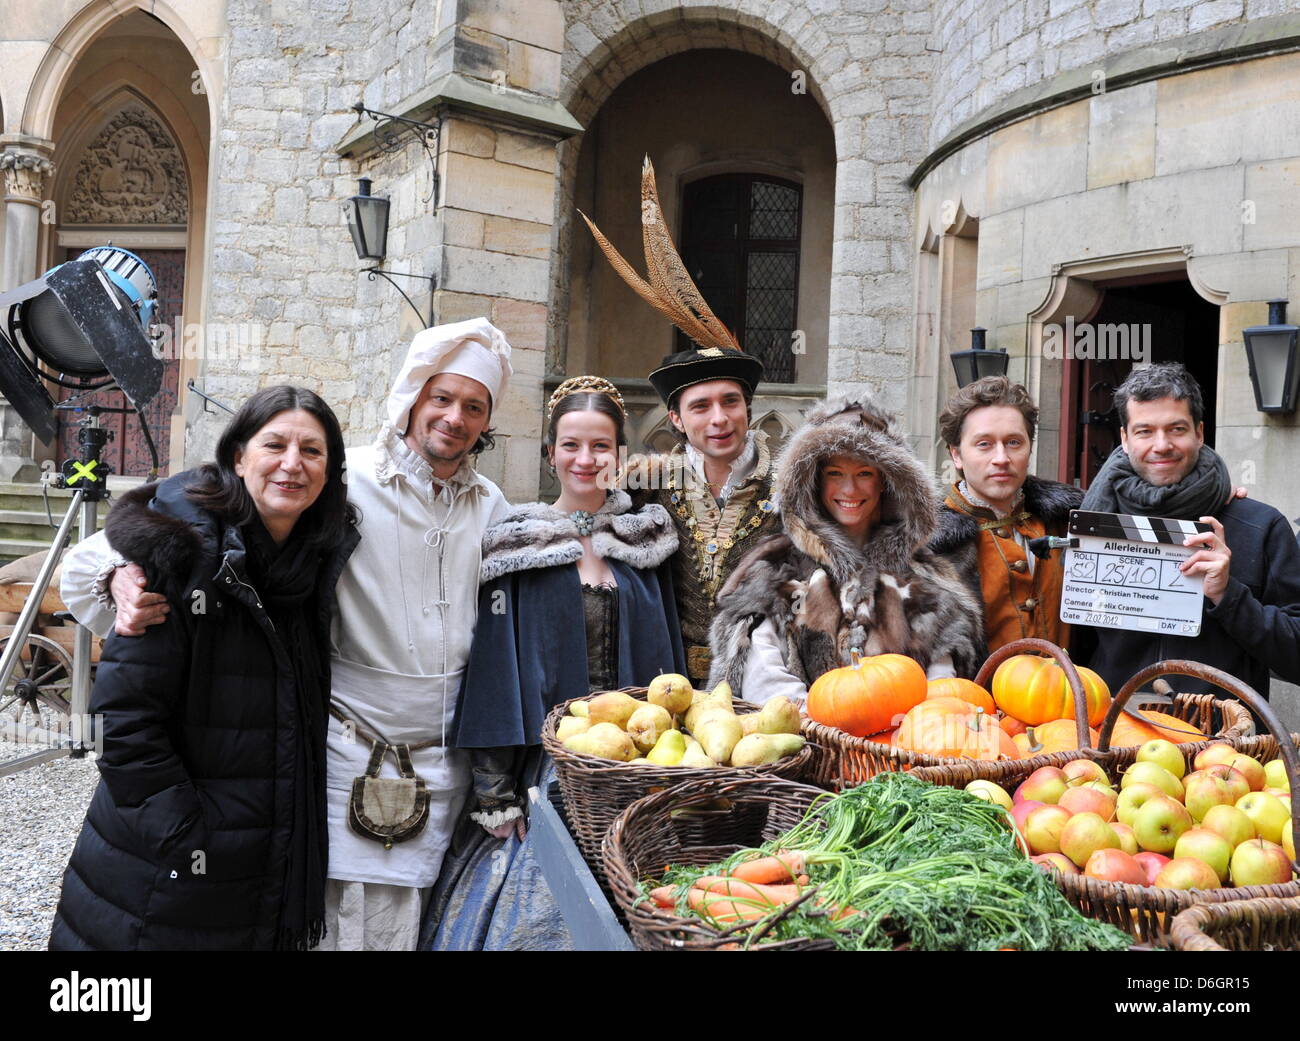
[803,638,1253,790]
[542,675,818,871]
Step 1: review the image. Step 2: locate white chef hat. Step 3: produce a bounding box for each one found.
[386,317,514,435]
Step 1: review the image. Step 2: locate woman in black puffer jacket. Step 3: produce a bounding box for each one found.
[49,386,357,950]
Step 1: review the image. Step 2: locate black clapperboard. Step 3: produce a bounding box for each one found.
[1060,510,1213,637]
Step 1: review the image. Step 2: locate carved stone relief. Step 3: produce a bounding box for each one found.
[64,104,187,225]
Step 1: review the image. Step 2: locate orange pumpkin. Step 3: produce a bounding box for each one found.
[868,727,899,747]
[896,698,1019,761]
[991,655,1112,727]
[926,677,996,714]
[1108,709,1206,748]
[1000,715,1029,738]
[807,653,928,738]
[1027,717,1101,755]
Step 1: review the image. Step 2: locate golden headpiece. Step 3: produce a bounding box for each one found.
[546,375,627,421]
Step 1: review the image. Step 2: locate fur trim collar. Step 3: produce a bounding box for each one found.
[105,478,212,588]
[479,490,678,582]
[774,396,937,585]
[932,475,1083,553]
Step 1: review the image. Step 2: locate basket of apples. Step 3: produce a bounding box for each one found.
[917,661,1298,948]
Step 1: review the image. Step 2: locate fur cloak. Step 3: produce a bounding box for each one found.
[450,490,685,748]
[708,399,984,696]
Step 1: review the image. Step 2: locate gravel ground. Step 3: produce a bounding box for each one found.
[0,739,98,950]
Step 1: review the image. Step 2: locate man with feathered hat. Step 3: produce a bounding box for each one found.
[59,318,514,950]
[581,158,783,689]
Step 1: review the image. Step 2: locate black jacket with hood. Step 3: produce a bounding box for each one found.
[49,473,357,950]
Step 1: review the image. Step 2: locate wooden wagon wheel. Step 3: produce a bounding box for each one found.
[0,633,74,739]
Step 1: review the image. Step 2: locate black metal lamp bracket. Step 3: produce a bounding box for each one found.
[365,268,437,329]
[352,102,441,205]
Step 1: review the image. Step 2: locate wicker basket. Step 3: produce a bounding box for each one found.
[1170,896,1300,951]
[806,639,1102,789]
[602,775,866,951]
[1055,662,1300,947]
[541,688,817,871]
[809,639,1257,790]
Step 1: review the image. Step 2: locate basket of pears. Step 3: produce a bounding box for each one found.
[542,675,818,871]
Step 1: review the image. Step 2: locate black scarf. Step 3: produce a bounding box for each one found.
[244,520,328,951]
[1081,445,1233,521]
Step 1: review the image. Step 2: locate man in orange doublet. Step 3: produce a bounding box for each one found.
[930,377,1082,655]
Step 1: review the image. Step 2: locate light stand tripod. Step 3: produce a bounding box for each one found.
[0,407,114,773]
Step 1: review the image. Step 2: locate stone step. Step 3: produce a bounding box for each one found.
[0,537,67,565]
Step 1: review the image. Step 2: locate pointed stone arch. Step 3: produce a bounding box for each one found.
[21,0,223,140]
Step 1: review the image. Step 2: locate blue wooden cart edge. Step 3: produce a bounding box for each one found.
[528,783,636,952]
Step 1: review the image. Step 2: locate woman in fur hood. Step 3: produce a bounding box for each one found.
[708,398,984,704]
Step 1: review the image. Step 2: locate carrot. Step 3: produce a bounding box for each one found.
[691,875,803,904]
[649,885,677,908]
[729,850,806,884]
[684,887,773,924]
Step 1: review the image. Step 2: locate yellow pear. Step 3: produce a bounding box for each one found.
[729,733,806,768]
[681,736,717,769]
[645,729,687,766]
[583,722,637,762]
[685,683,734,733]
[587,691,640,729]
[568,700,589,718]
[756,696,802,735]
[694,711,743,765]
[556,716,591,742]
[739,713,762,736]
[646,673,693,716]
[626,704,674,753]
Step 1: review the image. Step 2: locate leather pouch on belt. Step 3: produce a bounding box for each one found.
[347,740,430,850]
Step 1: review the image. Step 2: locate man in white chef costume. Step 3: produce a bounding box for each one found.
[60,317,513,950]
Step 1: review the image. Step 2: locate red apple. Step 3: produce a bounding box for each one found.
[1154,857,1220,890]
[1116,782,1167,827]
[1025,804,1074,856]
[1200,804,1256,849]
[1059,785,1117,821]
[1020,766,1069,805]
[1223,753,1267,792]
[1133,851,1171,886]
[1060,812,1120,868]
[1229,839,1294,887]
[1173,827,1233,883]
[1194,743,1242,771]
[1085,848,1147,886]
[1011,799,1046,834]
[1111,821,1139,855]
[1132,795,1194,854]
[1063,759,1111,788]
[1031,852,1078,875]
[1183,770,1239,823]
[1203,764,1252,804]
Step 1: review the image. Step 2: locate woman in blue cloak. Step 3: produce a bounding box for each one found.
[421,376,685,949]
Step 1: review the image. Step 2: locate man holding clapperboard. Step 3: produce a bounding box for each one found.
[1073,363,1300,699]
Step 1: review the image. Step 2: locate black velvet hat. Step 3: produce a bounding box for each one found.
[648,346,765,406]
